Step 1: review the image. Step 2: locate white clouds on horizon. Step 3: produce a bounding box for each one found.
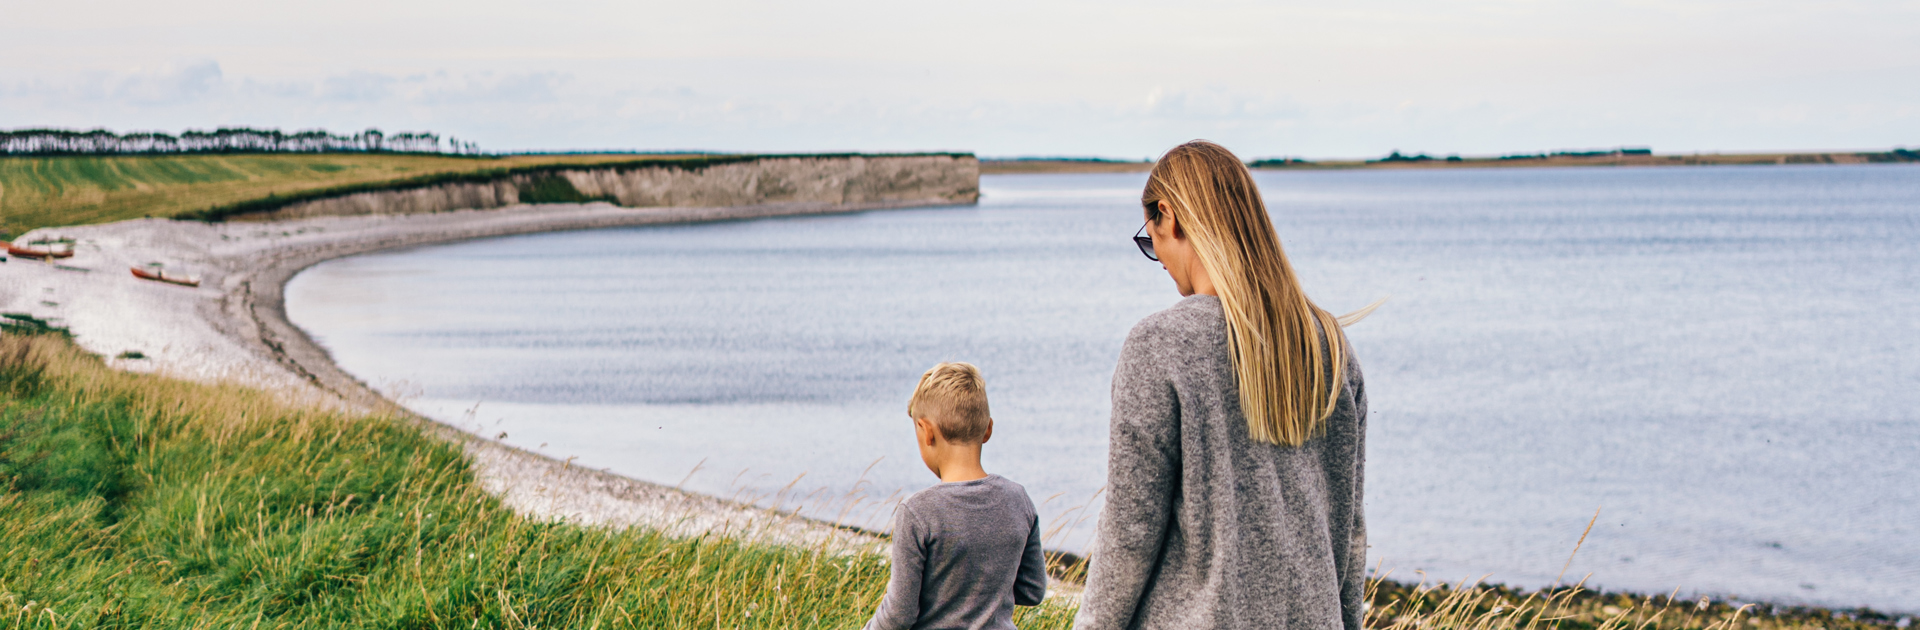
[2,0,1917,157]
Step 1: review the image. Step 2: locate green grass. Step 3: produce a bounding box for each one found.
[0,153,691,237]
[0,332,1901,629]
[0,151,976,236]
[0,333,1079,629]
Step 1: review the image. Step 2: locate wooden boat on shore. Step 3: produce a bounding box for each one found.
[7,241,75,259]
[131,265,200,287]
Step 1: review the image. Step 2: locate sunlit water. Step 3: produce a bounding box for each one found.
[286,166,1920,612]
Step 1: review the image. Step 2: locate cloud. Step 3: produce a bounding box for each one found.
[420,72,570,105]
[1,40,1915,157]
[101,60,225,105]
[1,64,580,110]
[1143,86,1307,122]
[320,72,398,102]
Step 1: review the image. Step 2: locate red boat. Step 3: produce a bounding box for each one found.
[131,265,200,287]
[7,241,74,259]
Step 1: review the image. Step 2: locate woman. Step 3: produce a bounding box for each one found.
[1074,141,1377,630]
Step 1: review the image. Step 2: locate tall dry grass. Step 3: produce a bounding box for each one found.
[0,332,1091,628]
[0,331,1900,629]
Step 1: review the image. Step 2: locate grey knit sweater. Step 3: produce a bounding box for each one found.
[1072,295,1368,630]
[863,474,1049,630]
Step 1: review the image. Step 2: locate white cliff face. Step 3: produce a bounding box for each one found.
[564,154,981,207]
[233,154,979,221]
[239,181,527,221]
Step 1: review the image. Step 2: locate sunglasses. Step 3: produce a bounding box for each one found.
[1133,223,1158,261]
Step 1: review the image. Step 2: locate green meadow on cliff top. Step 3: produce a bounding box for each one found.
[0,330,1886,629]
[0,153,688,237]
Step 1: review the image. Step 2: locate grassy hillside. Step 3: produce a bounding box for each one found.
[0,332,1080,628]
[2,330,1899,628]
[0,153,690,236]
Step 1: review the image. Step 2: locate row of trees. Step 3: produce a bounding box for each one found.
[1499,147,1653,160]
[0,127,484,156]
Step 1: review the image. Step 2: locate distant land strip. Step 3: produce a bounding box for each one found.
[981,147,1920,174]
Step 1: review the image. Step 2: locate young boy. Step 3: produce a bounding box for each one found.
[863,362,1049,630]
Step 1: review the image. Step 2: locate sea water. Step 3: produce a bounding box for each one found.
[285,165,1920,611]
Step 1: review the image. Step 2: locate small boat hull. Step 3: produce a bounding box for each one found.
[8,243,74,259]
[131,266,200,287]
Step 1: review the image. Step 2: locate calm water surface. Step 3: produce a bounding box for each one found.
[286,166,1920,611]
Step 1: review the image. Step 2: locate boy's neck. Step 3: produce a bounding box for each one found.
[937,461,989,484]
[932,447,990,483]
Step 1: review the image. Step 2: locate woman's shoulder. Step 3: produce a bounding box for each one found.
[1123,295,1226,355]
[1130,294,1222,337]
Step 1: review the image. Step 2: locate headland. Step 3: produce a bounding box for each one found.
[0,152,979,547]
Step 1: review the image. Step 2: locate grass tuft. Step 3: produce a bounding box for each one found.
[1363,575,1902,630]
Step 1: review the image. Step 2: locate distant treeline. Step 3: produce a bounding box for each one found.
[1248,146,1920,169]
[1494,147,1654,161]
[0,127,482,156]
[1370,147,1655,164]
[1245,157,1317,167]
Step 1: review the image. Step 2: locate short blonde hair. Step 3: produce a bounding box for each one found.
[907,362,992,444]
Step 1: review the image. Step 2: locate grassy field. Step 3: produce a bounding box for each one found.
[0,153,692,237]
[2,330,1903,628]
[0,331,1080,629]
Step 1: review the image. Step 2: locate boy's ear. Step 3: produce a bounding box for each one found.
[981,418,993,444]
[912,417,940,445]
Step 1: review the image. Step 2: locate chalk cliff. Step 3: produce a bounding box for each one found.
[230,154,979,221]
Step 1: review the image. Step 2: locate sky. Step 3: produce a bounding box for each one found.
[3,0,1918,158]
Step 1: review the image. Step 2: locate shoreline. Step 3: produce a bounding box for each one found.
[1,199,968,550]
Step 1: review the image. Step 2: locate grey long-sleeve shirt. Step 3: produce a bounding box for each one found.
[1073,295,1368,630]
[863,474,1050,630]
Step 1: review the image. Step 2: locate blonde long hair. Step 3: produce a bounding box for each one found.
[1143,141,1384,446]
